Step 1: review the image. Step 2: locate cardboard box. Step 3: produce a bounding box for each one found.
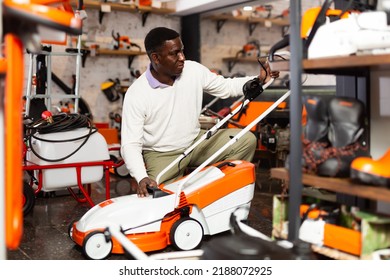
[354,211,390,256]
[272,195,390,258]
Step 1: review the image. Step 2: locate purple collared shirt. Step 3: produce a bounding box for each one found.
[145,64,170,89]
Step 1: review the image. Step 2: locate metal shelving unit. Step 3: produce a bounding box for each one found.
[286,0,304,243]
[283,0,390,247]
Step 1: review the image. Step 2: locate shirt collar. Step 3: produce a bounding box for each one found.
[146,64,170,89]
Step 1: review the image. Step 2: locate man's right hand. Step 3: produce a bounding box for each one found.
[137,177,158,197]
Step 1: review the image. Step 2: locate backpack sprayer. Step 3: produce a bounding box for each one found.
[22,110,125,211]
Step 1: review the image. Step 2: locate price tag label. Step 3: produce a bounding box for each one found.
[265,20,272,28]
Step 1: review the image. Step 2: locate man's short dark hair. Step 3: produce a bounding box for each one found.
[144,27,180,56]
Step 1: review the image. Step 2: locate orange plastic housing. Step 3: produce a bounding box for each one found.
[72,160,255,253]
[301,7,351,39]
[4,34,24,250]
[98,128,119,145]
[184,160,255,209]
[2,0,82,250]
[228,101,287,132]
[323,223,361,256]
[351,148,390,178]
[3,0,82,34]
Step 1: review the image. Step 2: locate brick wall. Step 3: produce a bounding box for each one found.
[23,2,334,122]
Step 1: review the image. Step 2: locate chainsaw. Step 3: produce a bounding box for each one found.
[236,40,261,58]
[111,30,141,51]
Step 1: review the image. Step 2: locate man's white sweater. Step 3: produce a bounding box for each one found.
[121,60,256,183]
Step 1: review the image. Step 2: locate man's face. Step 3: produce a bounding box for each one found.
[154,37,185,77]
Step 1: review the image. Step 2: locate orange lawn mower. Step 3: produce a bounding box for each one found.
[351,148,390,188]
[68,72,293,259]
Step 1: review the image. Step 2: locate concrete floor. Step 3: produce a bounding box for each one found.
[6,166,284,260]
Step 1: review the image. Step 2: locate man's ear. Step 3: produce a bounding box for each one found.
[150,52,159,65]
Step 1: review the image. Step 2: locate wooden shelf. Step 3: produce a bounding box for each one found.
[303,53,390,69]
[311,244,360,260]
[222,56,259,72]
[270,53,390,74]
[86,48,146,68]
[222,56,259,63]
[270,167,390,203]
[93,48,146,56]
[77,0,175,14]
[73,0,175,25]
[222,56,268,72]
[204,14,289,36]
[206,14,289,27]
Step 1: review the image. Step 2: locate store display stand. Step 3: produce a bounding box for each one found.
[279,1,390,258]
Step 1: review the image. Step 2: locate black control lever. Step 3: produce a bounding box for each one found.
[243,77,264,101]
[146,185,170,198]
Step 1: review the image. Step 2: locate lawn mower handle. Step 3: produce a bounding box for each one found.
[155,78,273,185]
[174,80,292,207]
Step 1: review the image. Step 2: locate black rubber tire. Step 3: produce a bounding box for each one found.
[67,219,79,242]
[23,181,35,216]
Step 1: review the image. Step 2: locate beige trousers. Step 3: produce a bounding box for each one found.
[143,128,257,185]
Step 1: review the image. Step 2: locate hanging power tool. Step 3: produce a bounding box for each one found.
[101,78,121,102]
[109,110,122,131]
[274,8,289,19]
[111,30,141,51]
[253,4,273,18]
[236,39,261,58]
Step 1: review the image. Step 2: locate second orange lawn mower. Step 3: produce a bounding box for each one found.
[350,148,390,187]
